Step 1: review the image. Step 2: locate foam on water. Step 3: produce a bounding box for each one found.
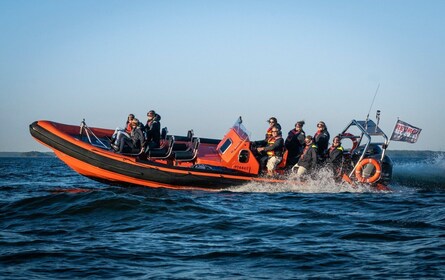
[229,151,445,193]
[228,168,383,193]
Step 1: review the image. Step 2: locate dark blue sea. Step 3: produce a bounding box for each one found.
[1,151,445,279]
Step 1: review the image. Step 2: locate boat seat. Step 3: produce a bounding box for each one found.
[186,129,194,141]
[172,129,194,151]
[172,142,188,151]
[147,136,175,159]
[174,138,200,161]
[276,149,288,169]
[161,127,168,140]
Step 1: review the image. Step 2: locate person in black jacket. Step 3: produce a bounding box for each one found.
[144,110,161,150]
[292,135,318,178]
[118,118,145,154]
[314,121,330,162]
[285,120,306,168]
[326,136,344,179]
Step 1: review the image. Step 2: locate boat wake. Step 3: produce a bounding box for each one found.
[229,151,445,193]
[228,169,384,193]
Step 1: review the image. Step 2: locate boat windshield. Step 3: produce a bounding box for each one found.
[232,117,250,141]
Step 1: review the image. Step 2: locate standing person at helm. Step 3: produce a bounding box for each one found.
[285,120,306,168]
[314,121,330,163]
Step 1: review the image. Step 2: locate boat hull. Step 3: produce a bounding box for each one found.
[29,121,280,191]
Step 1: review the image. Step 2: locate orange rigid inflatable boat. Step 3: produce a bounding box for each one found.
[29,117,392,191]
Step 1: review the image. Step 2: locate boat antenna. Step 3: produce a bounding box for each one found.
[365,83,380,129]
[375,110,381,133]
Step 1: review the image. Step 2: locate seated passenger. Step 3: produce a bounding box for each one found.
[285,120,306,168]
[256,126,284,176]
[292,135,318,178]
[111,114,135,151]
[326,136,344,179]
[117,118,145,154]
[144,110,161,150]
[265,117,281,141]
[252,116,282,148]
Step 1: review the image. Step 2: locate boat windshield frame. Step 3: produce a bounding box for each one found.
[232,117,251,141]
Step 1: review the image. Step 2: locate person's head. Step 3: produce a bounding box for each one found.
[295,120,305,130]
[333,136,341,146]
[271,125,281,137]
[305,135,313,145]
[147,110,156,120]
[268,117,278,127]
[127,114,135,121]
[317,121,326,131]
[131,118,139,127]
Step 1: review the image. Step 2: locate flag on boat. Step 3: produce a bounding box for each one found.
[390,120,422,143]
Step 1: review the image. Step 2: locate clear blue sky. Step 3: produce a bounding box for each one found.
[1,0,444,152]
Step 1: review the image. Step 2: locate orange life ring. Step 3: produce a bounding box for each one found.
[341,133,358,152]
[355,158,382,183]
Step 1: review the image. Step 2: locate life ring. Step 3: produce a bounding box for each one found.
[355,158,382,183]
[341,133,358,152]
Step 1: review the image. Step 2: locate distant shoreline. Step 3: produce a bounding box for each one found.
[0,151,55,158]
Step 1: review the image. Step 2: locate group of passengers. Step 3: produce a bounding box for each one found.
[110,112,345,179]
[110,110,161,154]
[254,117,344,179]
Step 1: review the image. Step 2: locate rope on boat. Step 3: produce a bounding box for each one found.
[80,119,109,149]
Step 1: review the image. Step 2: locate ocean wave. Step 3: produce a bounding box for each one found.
[392,152,445,189]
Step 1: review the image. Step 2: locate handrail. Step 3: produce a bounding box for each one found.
[79,119,109,149]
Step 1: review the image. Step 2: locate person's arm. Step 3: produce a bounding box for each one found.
[263,138,283,152]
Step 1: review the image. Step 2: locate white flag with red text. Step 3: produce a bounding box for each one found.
[390,120,422,143]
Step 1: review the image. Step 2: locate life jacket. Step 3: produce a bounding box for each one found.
[266,127,273,140]
[329,146,344,153]
[301,143,317,160]
[314,131,320,140]
[266,136,283,157]
[125,122,132,133]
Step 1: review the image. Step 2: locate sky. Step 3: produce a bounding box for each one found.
[1,0,444,152]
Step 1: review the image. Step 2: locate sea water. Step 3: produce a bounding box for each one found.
[1,152,444,279]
